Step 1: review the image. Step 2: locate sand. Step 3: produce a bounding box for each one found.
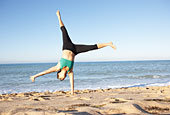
[0,85,170,115]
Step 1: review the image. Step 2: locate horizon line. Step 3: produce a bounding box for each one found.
[0,59,170,65]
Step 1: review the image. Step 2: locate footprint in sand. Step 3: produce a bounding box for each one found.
[91,104,106,108]
[71,103,91,107]
[144,98,170,102]
[0,97,13,101]
[72,97,92,101]
[144,106,170,114]
[105,97,128,103]
[63,103,91,111]
[29,96,50,101]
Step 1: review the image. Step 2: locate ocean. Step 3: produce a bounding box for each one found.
[0,60,170,94]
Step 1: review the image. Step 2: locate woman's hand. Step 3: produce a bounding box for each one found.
[30,76,35,82]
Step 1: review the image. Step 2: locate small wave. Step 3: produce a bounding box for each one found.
[136,75,161,79]
[153,75,160,79]
[107,81,170,89]
[146,81,170,87]
[116,75,170,79]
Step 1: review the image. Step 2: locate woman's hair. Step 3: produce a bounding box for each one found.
[57,70,61,79]
[57,69,67,81]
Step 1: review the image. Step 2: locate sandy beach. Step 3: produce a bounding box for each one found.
[0,85,170,115]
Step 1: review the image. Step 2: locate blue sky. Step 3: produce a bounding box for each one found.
[0,0,170,64]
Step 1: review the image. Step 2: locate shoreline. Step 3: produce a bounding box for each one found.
[1,85,170,114]
[1,83,170,95]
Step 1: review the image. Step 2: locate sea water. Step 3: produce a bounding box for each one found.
[0,60,170,94]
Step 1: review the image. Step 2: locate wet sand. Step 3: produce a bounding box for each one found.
[0,85,170,115]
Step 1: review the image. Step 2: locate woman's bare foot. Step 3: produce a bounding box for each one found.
[56,10,64,27]
[56,10,60,17]
[30,76,35,82]
[109,42,116,50]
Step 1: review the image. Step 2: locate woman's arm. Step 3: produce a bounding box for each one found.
[30,63,60,82]
[68,71,74,95]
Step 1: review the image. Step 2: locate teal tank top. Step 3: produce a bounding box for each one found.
[60,58,74,72]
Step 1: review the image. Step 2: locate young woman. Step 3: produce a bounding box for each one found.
[30,10,116,95]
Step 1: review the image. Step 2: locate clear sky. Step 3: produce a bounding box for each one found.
[0,0,170,64]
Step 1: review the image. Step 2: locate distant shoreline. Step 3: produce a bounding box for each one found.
[0,59,170,65]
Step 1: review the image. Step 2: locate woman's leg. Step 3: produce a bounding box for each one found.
[56,10,116,54]
[75,42,116,55]
[56,10,76,53]
[75,44,98,54]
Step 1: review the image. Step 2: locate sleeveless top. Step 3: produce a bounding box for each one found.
[60,58,74,72]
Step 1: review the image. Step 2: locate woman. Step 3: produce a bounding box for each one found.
[30,10,116,95]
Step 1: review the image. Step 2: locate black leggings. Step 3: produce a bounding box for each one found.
[61,26,98,55]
